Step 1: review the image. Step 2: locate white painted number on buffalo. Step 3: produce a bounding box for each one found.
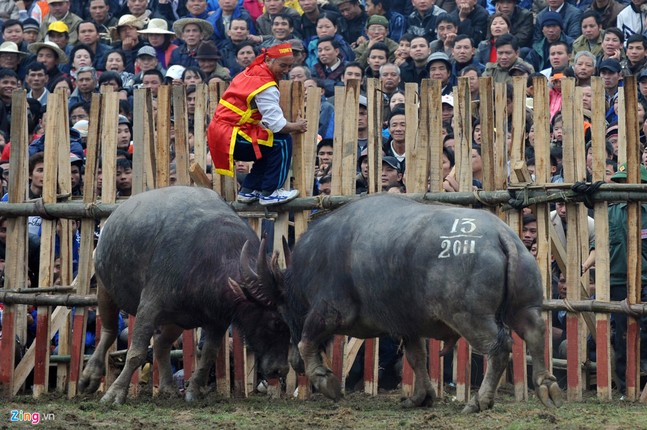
[438,218,482,259]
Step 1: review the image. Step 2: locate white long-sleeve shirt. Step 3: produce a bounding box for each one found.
[254,86,287,133]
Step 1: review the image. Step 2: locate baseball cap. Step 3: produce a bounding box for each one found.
[165,64,185,80]
[47,21,69,34]
[382,156,402,173]
[639,69,647,82]
[366,15,389,28]
[359,95,368,107]
[73,120,89,138]
[137,46,156,57]
[598,59,621,73]
[427,52,451,69]
[441,95,454,107]
[509,62,532,75]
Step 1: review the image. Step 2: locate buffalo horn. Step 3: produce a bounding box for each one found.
[240,240,259,282]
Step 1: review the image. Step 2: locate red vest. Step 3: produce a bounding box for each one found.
[208,63,277,177]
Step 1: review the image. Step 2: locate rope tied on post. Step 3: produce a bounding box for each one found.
[507,187,529,210]
[571,181,605,209]
[33,197,57,220]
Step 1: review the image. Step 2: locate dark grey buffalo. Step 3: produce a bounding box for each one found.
[236,194,562,412]
[79,186,290,404]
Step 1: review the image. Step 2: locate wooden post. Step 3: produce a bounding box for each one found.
[623,76,641,401]
[590,77,612,400]
[132,88,154,193]
[403,82,419,191]
[426,79,443,398]
[452,79,473,404]
[494,83,508,212]
[532,76,553,371]
[208,81,236,201]
[479,77,495,195]
[156,85,171,189]
[193,83,208,171]
[331,85,344,196]
[173,85,191,185]
[340,79,359,195]
[0,90,30,398]
[366,78,383,194]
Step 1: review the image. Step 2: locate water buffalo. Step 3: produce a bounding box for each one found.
[79,186,290,404]
[235,194,562,412]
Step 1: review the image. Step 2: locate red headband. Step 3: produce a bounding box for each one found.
[248,43,293,68]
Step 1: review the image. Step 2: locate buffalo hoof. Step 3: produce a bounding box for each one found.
[461,393,493,414]
[185,387,200,403]
[400,388,435,408]
[314,372,342,401]
[78,375,101,394]
[100,387,127,405]
[536,380,563,409]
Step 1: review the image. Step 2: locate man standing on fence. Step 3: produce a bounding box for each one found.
[208,42,307,205]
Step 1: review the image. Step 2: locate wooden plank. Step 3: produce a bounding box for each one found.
[341,80,359,195]
[132,88,154,193]
[173,85,191,186]
[363,338,378,396]
[68,93,102,398]
[0,90,30,398]
[331,85,344,196]
[532,76,553,369]
[404,82,420,191]
[366,79,383,194]
[156,85,171,189]
[479,77,495,193]
[193,83,208,170]
[494,83,508,213]
[623,76,641,400]
[215,333,231,398]
[427,80,443,193]
[428,339,443,399]
[209,81,236,200]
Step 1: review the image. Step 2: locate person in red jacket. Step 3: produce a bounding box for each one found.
[208,42,307,205]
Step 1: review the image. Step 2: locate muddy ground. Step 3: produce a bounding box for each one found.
[4,384,646,429]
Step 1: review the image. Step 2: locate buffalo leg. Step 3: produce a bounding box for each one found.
[453,318,511,413]
[513,307,562,408]
[100,299,158,405]
[154,324,184,397]
[79,283,119,394]
[185,326,225,402]
[401,337,436,408]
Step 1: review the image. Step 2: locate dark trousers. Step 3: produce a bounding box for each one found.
[610,285,647,393]
[233,133,292,193]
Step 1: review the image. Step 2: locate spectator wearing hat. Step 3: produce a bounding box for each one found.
[110,14,147,73]
[22,18,41,45]
[573,10,604,57]
[287,38,306,66]
[0,41,28,79]
[534,0,582,43]
[427,51,454,94]
[88,0,118,39]
[124,45,163,87]
[589,0,625,31]
[45,20,71,52]
[296,0,340,44]
[255,0,300,37]
[399,35,430,85]
[260,13,297,49]
[623,33,647,76]
[364,0,407,43]
[353,14,398,68]
[25,62,50,106]
[405,0,445,43]
[76,21,112,71]
[194,40,231,81]
[28,40,68,81]
[207,0,256,46]
[484,33,535,83]
[492,0,533,49]
[448,0,488,45]
[616,0,647,40]
[135,18,177,71]
[169,18,214,68]
[599,58,622,115]
[380,155,404,191]
[526,11,573,72]
[68,66,98,105]
[39,0,83,44]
